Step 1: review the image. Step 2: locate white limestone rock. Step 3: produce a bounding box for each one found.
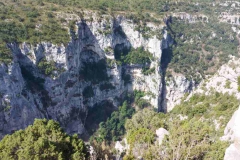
[223,107,240,160]
[115,138,129,156]
[172,12,208,23]
[166,75,193,112]
[189,56,240,100]
[156,128,169,145]
[224,144,240,160]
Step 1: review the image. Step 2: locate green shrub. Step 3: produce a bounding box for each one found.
[123,154,135,160]
[136,99,150,109]
[125,108,166,133]
[161,119,217,160]
[142,67,155,75]
[4,105,11,112]
[41,20,70,45]
[225,80,231,89]
[127,128,155,146]
[38,58,57,76]
[0,43,12,64]
[0,119,89,160]
[171,92,239,127]
[120,47,153,65]
[0,22,26,43]
[47,12,54,18]
[26,9,40,18]
[91,101,135,143]
[132,90,151,109]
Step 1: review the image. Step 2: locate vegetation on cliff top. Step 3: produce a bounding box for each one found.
[1,0,238,64]
[166,17,239,82]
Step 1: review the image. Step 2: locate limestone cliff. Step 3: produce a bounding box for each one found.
[0,15,176,138]
[223,107,240,160]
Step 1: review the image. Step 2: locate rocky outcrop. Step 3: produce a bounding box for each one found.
[189,56,240,99]
[171,12,208,23]
[222,107,240,141]
[222,107,240,160]
[156,128,169,145]
[219,1,240,8]
[115,138,129,158]
[219,13,240,26]
[165,75,194,112]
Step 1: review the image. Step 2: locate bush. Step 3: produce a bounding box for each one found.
[127,128,155,146]
[125,108,166,133]
[171,92,239,126]
[0,43,12,64]
[161,119,217,160]
[47,12,54,18]
[119,47,153,65]
[0,119,89,160]
[38,58,57,76]
[225,80,231,89]
[142,67,155,75]
[133,90,150,109]
[0,22,26,43]
[91,101,135,143]
[26,9,40,18]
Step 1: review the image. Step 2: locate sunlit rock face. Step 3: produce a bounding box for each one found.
[189,56,240,100]
[223,107,240,160]
[165,75,193,112]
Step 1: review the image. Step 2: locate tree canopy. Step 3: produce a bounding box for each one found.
[0,119,89,160]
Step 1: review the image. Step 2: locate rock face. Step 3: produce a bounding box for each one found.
[0,15,177,138]
[223,107,240,160]
[115,138,129,157]
[172,12,208,23]
[189,56,240,99]
[165,75,194,112]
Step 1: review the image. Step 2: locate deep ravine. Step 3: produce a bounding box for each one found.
[159,48,172,113]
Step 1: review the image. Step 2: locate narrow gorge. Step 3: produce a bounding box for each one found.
[158,48,172,113]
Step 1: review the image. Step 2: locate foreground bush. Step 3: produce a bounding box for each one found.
[0,119,89,160]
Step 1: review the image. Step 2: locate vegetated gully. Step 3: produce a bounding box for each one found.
[158,48,172,113]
